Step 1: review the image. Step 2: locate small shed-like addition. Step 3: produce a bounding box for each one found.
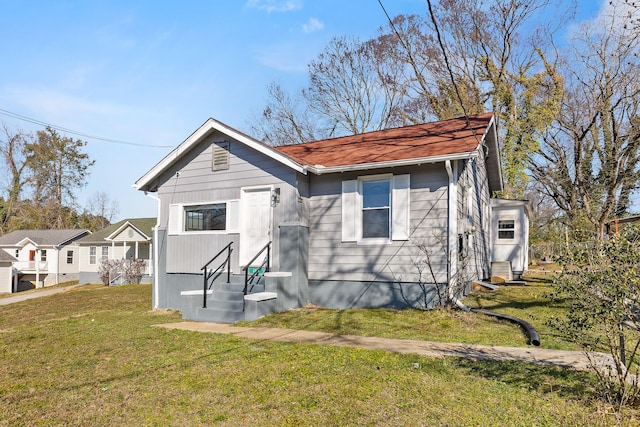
[490,199,530,280]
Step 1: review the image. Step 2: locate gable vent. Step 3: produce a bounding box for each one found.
[212,142,230,171]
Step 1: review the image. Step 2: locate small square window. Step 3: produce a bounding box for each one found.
[498,219,515,239]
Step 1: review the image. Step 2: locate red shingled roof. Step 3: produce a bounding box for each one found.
[275,112,494,168]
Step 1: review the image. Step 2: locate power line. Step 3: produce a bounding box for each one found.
[377,0,481,150]
[0,107,173,148]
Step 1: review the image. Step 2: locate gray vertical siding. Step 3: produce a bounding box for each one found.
[307,164,450,284]
[154,131,302,275]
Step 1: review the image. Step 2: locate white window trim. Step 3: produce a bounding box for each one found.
[342,173,410,245]
[89,246,97,265]
[168,200,240,235]
[101,246,109,260]
[497,217,516,243]
[358,174,393,245]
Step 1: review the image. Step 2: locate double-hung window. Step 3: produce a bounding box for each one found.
[342,174,410,243]
[67,250,73,264]
[89,247,97,264]
[362,179,391,239]
[101,246,109,261]
[497,219,515,240]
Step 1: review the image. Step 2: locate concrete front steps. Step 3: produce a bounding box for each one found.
[179,272,296,323]
[179,274,271,323]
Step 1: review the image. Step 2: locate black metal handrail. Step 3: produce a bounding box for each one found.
[241,241,271,300]
[201,242,233,308]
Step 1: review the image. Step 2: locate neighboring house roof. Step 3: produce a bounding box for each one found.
[0,229,91,248]
[0,250,17,262]
[135,112,502,192]
[75,218,156,244]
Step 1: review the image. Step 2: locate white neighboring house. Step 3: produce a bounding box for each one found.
[76,218,155,285]
[0,229,91,292]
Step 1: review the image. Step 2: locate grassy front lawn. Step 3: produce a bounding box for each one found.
[244,274,575,350]
[0,284,634,425]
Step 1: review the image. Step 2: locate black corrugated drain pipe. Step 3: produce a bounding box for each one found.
[470,308,541,346]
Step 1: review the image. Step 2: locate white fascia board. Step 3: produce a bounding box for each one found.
[105,222,150,241]
[15,237,38,248]
[484,116,504,191]
[480,114,495,146]
[306,151,478,175]
[491,198,532,217]
[133,118,306,191]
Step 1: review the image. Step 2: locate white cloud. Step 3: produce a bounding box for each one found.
[245,0,302,13]
[571,0,639,38]
[302,17,324,33]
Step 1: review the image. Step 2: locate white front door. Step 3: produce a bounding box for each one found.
[240,188,272,266]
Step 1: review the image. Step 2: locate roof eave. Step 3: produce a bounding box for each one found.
[306,151,478,175]
[134,118,307,192]
[105,221,152,241]
[484,115,503,193]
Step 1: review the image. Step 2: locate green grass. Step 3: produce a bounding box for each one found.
[243,273,576,350]
[463,273,575,350]
[0,284,636,425]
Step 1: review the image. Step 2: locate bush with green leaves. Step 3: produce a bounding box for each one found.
[549,235,640,410]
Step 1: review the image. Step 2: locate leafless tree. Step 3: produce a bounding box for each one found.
[251,82,319,146]
[530,1,640,239]
[254,1,569,199]
[84,191,119,230]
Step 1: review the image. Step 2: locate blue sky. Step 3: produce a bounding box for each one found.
[0,1,603,221]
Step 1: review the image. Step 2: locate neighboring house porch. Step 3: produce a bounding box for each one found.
[77,218,155,285]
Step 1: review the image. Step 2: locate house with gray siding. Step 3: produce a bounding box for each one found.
[135,113,515,322]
